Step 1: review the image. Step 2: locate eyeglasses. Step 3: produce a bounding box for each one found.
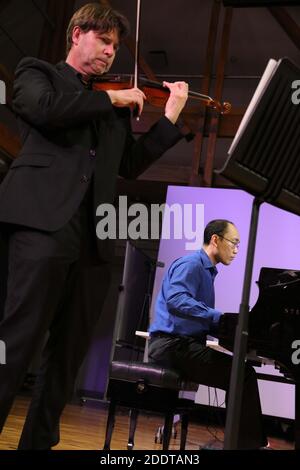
[218,235,240,250]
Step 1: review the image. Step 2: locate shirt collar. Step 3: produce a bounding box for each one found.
[200,248,218,276]
[77,73,95,89]
[57,61,95,89]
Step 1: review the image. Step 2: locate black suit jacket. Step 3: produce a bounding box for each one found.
[0,58,182,260]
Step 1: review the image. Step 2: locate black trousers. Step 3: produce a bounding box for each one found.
[0,193,111,449]
[148,334,267,449]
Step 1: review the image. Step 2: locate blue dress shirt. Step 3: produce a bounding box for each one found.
[149,249,222,340]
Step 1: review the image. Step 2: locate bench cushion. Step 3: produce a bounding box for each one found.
[110,361,198,391]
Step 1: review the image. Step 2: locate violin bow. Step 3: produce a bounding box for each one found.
[133,0,141,120]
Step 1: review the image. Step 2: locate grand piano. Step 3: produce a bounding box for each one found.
[217,266,300,445]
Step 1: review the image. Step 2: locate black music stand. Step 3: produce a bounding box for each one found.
[215,57,300,449]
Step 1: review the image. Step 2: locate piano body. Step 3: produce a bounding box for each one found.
[219,267,300,376]
[217,266,300,444]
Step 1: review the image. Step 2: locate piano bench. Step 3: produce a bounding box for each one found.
[103,361,198,450]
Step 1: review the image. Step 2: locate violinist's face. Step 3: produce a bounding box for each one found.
[70,27,119,76]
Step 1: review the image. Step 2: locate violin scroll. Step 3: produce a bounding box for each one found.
[206,99,232,115]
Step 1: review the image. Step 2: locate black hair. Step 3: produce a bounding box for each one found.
[66,3,130,55]
[203,219,234,245]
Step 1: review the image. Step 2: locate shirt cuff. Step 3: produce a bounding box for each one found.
[210,309,223,335]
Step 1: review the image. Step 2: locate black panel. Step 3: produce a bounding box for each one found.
[216,57,300,216]
[223,0,300,6]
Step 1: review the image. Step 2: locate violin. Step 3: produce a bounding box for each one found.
[92,75,231,115]
[92,0,231,116]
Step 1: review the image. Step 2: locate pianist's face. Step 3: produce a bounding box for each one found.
[217,223,240,265]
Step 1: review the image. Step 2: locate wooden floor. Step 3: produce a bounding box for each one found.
[0,395,294,450]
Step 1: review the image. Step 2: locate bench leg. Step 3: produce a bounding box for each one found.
[128,409,139,450]
[103,400,116,450]
[180,413,189,450]
[162,413,174,450]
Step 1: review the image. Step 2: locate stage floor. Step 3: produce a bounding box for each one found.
[0,395,294,450]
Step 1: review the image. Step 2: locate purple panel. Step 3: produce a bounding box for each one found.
[150,186,300,321]
[251,202,300,307]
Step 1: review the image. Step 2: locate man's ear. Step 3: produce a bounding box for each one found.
[72,26,82,46]
[211,234,219,248]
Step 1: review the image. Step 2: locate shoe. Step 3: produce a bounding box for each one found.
[259,444,274,450]
[200,439,223,450]
[259,440,274,450]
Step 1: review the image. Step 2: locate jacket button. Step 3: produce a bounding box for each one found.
[89,149,96,158]
[80,175,90,183]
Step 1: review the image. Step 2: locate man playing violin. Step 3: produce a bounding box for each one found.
[0,3,188,449]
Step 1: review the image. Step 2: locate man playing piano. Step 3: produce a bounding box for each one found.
[148,219,268,449]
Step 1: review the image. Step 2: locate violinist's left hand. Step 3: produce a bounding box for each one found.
[163,81,189,124]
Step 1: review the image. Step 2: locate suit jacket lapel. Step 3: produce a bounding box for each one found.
[55,61,100,145]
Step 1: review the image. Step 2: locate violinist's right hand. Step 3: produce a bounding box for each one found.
[106,87,146,116]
